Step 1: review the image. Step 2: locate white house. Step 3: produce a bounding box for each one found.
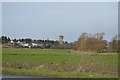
[22,43,29,47]
[32,43,38,47]
[10,40,14,44]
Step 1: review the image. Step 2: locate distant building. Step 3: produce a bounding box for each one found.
[59,35,64,44]
[22,43,29,47]
[10,40,14,44]
[31,43,38,47]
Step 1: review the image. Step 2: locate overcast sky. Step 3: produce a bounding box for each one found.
[2,2,118,42]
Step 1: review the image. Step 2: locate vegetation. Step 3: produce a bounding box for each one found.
[2,48,118,78]
[74,32,120,53]
[1,33,119,78]
[109,34,120,52]
[1,36,73,49]
[1,33,120,52]
[0,36,11,43]
[3,68,117,78]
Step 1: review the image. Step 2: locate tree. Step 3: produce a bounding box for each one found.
[19,39,25,42]
[24,38,32,43]
[13,39,18,43]
[110,34,120,52]
[0,37,2,43]
[74,32,106,53]
[1,36,11,43]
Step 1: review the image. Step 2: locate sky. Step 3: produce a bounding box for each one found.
[0,2,2,37]
[1,0,119,2]
[2,2,118,42]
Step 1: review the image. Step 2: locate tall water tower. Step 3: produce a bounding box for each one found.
[59,35,64,44]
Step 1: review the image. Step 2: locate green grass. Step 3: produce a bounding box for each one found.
[2,68,117,78]
[2,48,118,78]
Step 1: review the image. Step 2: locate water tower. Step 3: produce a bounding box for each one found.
[59,35,64,44]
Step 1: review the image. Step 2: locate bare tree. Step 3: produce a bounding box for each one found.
[74,32,106,53]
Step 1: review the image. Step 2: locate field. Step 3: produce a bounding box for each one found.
[2,48,118,78]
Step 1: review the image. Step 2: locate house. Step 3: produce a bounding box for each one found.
[32,43,38,47]
[22,43,29,48]
[10,40,14,44]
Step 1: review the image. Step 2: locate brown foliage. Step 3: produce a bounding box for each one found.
[74,33,106,53]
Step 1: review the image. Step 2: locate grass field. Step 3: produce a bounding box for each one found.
[2,48,118,78]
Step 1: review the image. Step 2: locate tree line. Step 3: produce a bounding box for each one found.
[0,36,11,43]
[0,36,73,49]
[1,33,120,53]
[74,32,120,53]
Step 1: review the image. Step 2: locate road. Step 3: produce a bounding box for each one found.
[2,74,40,78]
